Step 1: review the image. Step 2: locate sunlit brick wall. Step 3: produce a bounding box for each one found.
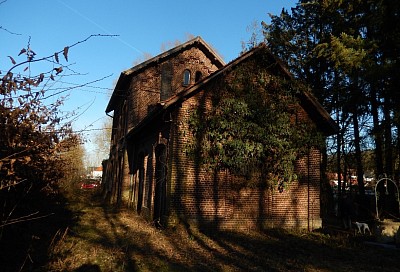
[126,47,220,131]
[167,82,323,231]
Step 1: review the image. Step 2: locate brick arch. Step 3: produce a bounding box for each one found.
[137,151,145,214]
[154,144,167,225]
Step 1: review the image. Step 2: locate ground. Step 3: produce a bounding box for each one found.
[18,189,400,271]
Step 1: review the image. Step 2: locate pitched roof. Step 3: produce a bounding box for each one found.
[106,36,225,113]
[163,44,337,135]
[127,44,338,139]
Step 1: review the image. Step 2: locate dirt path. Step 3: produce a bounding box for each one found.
[45,191,399,272]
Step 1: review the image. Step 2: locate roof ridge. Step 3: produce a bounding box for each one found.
[122,36,224,77]
[106,36,225,113]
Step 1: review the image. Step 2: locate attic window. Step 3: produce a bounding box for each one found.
[195,71,202,82]
[183,69,191,86]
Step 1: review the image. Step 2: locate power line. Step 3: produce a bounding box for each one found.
[56,0,143,55]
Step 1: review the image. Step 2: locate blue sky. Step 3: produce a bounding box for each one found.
[1,0,296,161]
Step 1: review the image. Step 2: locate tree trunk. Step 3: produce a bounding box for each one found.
[336,111,342,199]
[370,86,384,177]
[352,111,365,195]
[383,99,393,177]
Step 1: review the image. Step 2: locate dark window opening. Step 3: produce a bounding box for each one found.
[195,71,202,82]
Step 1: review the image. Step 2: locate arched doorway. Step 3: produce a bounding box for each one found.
[137,152,145,214]
[154,144,167,225]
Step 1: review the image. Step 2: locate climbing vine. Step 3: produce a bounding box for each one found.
[187,54,324,189]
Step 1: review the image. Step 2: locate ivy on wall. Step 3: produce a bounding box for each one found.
[187,54,324,189]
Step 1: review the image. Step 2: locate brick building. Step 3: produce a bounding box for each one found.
[104,36,337,231]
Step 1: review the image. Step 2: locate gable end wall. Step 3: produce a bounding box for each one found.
[127,47,220,130]
[167,86,322,231]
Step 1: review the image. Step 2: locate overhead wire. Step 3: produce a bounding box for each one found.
[56,0,144,55]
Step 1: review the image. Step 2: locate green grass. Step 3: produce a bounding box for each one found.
[42,190,399,272]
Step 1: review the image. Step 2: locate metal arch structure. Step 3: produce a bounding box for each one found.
[374,176,400,220]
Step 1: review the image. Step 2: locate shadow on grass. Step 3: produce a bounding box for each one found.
[74,263,101,272]
[45,190,193,271]
[194,227,399,272]
[44,190,400,272]
[95,204,193,271]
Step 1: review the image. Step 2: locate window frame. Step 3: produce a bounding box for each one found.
[183,69,191,86]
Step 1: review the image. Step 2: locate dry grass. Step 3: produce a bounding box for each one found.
[43,190,399,272]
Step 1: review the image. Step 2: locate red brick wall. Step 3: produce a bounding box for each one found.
[126,47,220,130]
[167,85,322,230]
[110,45,221,210]
[127,66,160,129]
[109,43,324,231]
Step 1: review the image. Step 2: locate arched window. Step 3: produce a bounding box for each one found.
[195,71,202,82]
[183,69,191,86]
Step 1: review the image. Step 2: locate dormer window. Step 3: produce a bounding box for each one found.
[183,69,191,86]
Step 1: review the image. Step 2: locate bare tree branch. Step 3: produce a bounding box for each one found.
[0,212,55,228]
[0,179,27,190]
[6,34,119,74]
[42,73,113,99]
[0,148,32,162]
[0,0,21,35]
[0,26,22,35]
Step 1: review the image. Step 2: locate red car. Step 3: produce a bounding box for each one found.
[80,179,99,189]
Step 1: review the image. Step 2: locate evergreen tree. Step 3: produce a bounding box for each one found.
[263,0,400,196]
